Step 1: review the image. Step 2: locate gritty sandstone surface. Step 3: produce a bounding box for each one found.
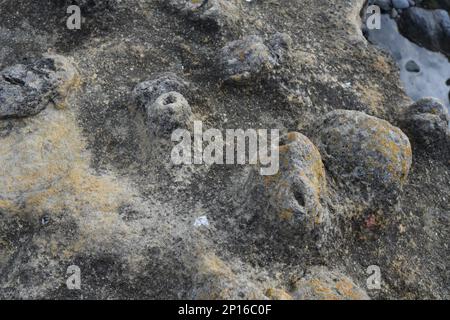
[0,0,448,299]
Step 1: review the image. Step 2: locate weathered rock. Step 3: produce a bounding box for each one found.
[398,97,450,157]
[418,0,450,11]
[405,59,421,72]
[147,91,193,137]
[261,132,329,235]
[291,266,370,300]
[370,0,393,12]
[398,7,450,57]
[314,110,412,209]
[0,110,79,210]
[393,0,411,9]
[61,0,117,13]
[0,54,79,119]
[132,73,190,110]
[1,0,448,300]
[165,0,241,30]
[267,32,293,65]
[191,253,266,300]
[218,34,291,84]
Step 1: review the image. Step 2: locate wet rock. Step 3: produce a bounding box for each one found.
[405,59,421,72]
[397,7,450,57]
[370,0,393,12]
[393,0,411,9]
[165,0,241,30]
[398,97,450,157]
[219,34,291,84]
[314,110,412,209]
[291,266,370,300]
[147,91,193,137]
[0,54,79,119]
[132,73,190,110]
[261,132,329,236]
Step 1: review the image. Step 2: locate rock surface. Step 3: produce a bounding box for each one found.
[147,91,193,137]
[313,110,412,210]
[398,97,450,158]
[218,33,291,84]
[260,132,329,237]
[0,55,79,118]
[0,0,448,300]
[397,7,450,57]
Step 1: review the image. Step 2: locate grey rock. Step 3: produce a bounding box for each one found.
[291,266,370,300]
[147,91,193,137]
[133,73,190,110]
[260,132,329,236]
[165,0,241,30]
[0,54,79,119]
[393,0,410,9]
[405,59,421,72]
[391,7,400,18]
[398,97,450,158]
[314,110,412,209]
[398,7,450,57]
[219,34,290,84]
[267,32,293,65]
[371,0,393,11]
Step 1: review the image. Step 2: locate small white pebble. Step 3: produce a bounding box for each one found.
[194,216,209,227]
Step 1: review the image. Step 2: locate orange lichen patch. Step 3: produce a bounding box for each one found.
[335,278,364,300]
[263,172,279,188]
[279,209,294,221]
[50,54,82,110]
[305,277,365,300]
[65,167,126,213]
[0,199,19,213]
[0,111,80,204]
[373,55,392,75]
[194,253,266,300]
[0,108,130,218]
[286,132,298,142]
[362,117,412,182]
[265,288,293,300]
[355,82,385,114]
[199,253,235,278]
[308,279,338,300]
[278,144,290,154]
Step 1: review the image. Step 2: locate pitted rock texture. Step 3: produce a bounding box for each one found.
[147,91,193,137]
[261,132,329,236]
[314,110,412,210]
[133,73,191,110]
